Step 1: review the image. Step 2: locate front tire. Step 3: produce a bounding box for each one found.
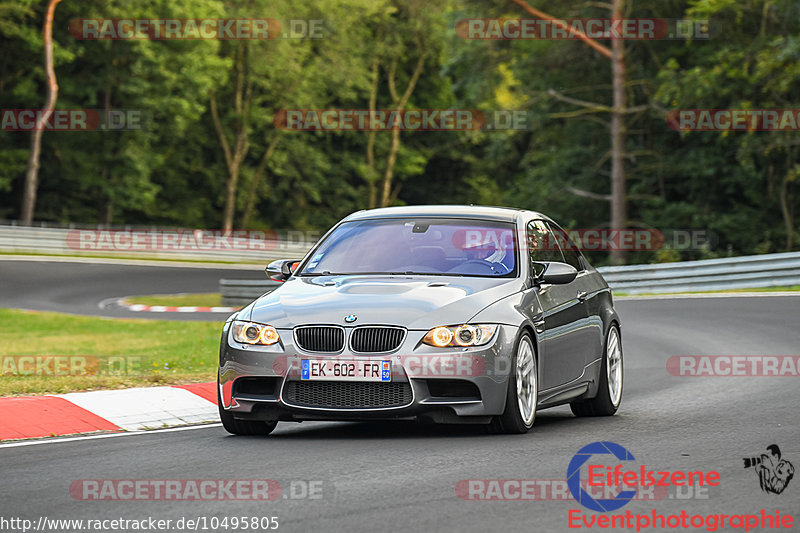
[570,323,623,417]
[218,381,277,436]
[490,333,538,434]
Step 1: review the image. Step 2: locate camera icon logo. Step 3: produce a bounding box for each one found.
[743,444,794,495]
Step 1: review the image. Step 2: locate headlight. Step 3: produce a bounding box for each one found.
[232,321,280,345]
[423,324,498,348]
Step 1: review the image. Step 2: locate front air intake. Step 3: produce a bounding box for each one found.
[294,326,345,353]
[283,381,413,409]
[350,326,406,353]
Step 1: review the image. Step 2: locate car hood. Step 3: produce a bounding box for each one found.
[245,275,522,330]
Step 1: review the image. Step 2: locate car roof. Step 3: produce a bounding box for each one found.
[343,205,549,223]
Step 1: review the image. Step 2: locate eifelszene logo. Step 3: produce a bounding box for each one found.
[566,442,795,531]
[743,444,794,495]
[567,441,638,512]
[567,441,721,512]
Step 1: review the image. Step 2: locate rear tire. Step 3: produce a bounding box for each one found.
[489,333,538,434]
[218,381,277,436]
[570,323,622,417]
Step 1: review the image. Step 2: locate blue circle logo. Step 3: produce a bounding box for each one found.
[344,315,357,323]
[567,441,637,512]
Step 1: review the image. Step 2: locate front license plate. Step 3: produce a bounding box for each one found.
[301,359,391,382]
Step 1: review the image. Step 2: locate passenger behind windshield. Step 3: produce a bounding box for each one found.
[300,218,517,278]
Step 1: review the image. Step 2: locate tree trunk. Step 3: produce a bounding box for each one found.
[366,56,379,208]
[609,0,627,265]
[510,0,626,264]
[780,152,796,252]
[20,0,62,225]
[222,165,239,232]
[102,197,113,227]
[779,176,794,251]
[379,52,426,207]
[240,135,281,228]
[100,66,114,226]
[210,44,252,232]
[380,126,402,206]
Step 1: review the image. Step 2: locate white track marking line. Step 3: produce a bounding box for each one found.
[0,423,223,449]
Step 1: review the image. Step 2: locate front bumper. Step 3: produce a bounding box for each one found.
[218,323,518,424]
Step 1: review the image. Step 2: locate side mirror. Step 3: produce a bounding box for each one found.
[266,259,300,282]
[533,261,578,285]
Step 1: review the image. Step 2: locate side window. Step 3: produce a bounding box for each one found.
[526,220,564,276]
[547,222,584,271]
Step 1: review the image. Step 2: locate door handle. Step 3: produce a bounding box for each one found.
[577,291,588,302]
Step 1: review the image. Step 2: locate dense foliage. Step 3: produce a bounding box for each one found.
[1,0,798,264]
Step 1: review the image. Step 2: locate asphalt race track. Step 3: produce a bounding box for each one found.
[0,258,264,321]
[1,260,799,532]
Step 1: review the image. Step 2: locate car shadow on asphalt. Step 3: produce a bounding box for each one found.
[225,411,582,440]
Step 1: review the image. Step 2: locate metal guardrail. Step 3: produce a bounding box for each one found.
[0,224,310,263]
[218,252,800,305]
[596,251,800,294]
[2,224,798,299]
[219,279,283,306]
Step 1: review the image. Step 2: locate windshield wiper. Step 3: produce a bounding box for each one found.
[384,271,472,277]
[300,271,489,278]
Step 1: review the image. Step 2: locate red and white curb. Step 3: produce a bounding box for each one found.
[0,382,219,441]
[124,303,239,313]
[107,297,239,313]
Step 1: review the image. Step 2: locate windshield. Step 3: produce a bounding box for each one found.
[300,218,517,278]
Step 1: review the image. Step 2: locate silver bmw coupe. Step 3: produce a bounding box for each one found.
[218,205,623,435]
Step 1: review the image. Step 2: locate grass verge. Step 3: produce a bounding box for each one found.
[0,308,221,396]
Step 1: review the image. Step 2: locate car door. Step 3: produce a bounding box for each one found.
[546,221,605,367]
[526,220,589,390]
